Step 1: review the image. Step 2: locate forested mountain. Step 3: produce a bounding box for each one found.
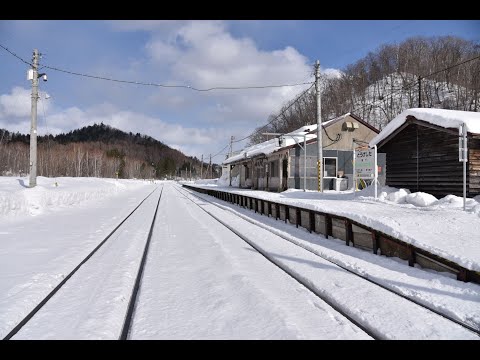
[248,35,479,145]
[0,123,216,179]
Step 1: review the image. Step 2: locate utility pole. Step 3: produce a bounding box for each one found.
[29,49,40,188]
[229,135,235,157]
[229,136,234,186]
[209,154,212,179]
[315,60,323,192]
[200,154,203,179]
[418,76,422,108]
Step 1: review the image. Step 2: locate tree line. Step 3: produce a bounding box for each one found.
[0,123,218,179]
[249,35,480,145]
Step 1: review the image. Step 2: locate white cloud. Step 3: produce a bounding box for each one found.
[0,87,230,157]
[1,22,343,161]
[140,20,316,131]
[145,41,180,64]
[0,87,52,125]
[102,21,340,149]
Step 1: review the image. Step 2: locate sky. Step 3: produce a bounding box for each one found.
[0,20,479,162]
[0,177,479,339]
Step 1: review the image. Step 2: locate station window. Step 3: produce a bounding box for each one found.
[324,157,337,178]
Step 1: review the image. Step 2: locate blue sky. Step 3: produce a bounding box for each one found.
[0,20,478,161]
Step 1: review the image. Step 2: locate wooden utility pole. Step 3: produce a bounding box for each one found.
[418,76,422,108]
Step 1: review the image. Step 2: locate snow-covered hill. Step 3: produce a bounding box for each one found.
[352,72,479,130]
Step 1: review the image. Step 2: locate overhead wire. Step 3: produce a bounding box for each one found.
[350,54,480,118]
[211,144,230,160]
[1,42,315,92]
[41,64,314,92]
[0,43,32,66]
[210,82,315,159]
[2,42,478,164]
[244,54,480,151]
[212,72,315,157]
[232,83,315,144]
[217,54,479,155]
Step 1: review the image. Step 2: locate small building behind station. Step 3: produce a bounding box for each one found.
[370,108,480,198]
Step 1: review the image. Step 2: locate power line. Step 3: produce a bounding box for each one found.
[0,43,32,66]
[42,64,313,92]
[346,54,480,120]
[423,54,480,78]
[232,83,315,144]
[211,144,230,159]
[235,54,480,154]
[1,43,314,91]
[210,83,315,161]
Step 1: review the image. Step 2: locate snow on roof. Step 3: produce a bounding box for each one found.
[223,113,364,165]
[370,108,480,147]
[321,112,351,127]
[223,124,318,165]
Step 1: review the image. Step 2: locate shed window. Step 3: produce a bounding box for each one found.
[324,157,337,178]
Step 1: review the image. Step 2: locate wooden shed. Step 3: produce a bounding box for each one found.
[371,108,480,198]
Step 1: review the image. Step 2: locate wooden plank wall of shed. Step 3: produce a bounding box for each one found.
[381,124,466,198]
[469,135,480,196]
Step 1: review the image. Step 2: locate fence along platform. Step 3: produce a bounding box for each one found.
[182,184,479,285]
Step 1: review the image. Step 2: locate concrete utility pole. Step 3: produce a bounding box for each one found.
[209,154,212,179]
[200,154,203,179]
[229,135,235,157]
[315,60,323,192]
[29,49,40,188]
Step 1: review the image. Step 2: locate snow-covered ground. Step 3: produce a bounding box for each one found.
[0,176,479,339]
[0,176,155,338]
[0,176,152,220]
[212,172,480,273]
[175,187,479,339]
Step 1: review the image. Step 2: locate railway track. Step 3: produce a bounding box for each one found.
[3,185,163,340]
[177,184,480,339]
[4,182,477,339]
